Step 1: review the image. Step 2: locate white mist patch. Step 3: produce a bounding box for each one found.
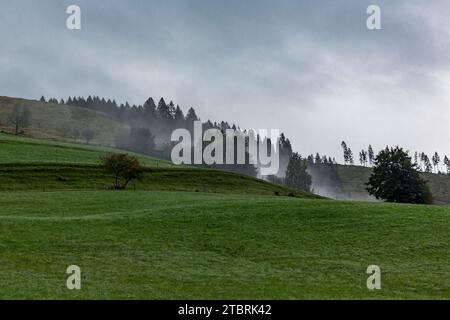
[171,121,280,175]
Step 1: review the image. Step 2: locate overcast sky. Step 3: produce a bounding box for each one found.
[1,0,449,161]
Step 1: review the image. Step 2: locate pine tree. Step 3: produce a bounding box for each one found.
[347,148,354,165]
[359,150,368,166]
[368,145,374,166]
[157,98,171,120]
[168,101,176,119]
[315,153,322,164]
[285,153,312,192]
[186,107,199,122]
[444,156,450,175]
[174,105,185,128]
[143,97,157,123]
[341,141,348,164]
[432,152,440,173]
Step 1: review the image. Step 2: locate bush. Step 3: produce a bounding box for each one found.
[100,153,144,190]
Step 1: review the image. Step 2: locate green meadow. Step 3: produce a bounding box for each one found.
[1,133,450,299]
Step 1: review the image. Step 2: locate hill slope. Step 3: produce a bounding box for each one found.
[0,96,129,146]
[308,164,450,205]
[0,133,314,197]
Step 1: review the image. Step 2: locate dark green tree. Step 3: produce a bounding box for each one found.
[444,156,450,175]
[157,98,171,120]
[432,152,440,173]
[367,146,432,204]
[368,145,374,166]
[143,97,157,124]
[315,153,322,164]
[341,141,348,164]
[174,105,185,127]
[285,153,312,192]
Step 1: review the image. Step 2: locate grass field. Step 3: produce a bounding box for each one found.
[0,133,173,167]
[1,191,450,299]
[0,133,309,196]
[1,131,450,299]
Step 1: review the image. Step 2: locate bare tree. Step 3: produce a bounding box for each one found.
[72,128,81,142]
[81,128,95,144]
[8,105,30,135]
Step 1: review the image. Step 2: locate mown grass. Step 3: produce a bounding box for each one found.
[1,191,450,299]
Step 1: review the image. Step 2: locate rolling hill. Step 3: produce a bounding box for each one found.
[2,98,450,299]
[0,96,129,146]
[308,164,450,205]
[0,133,314,197]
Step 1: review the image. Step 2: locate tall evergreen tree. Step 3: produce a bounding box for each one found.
[285,153,312,192]
[157,98,171,120]
[444,156,450,175]
[143,97,157,123]
[341,141,348,164]
[174,105,185,127]
[432,152,440,173]
[368,145,374,166]
[347,148,354,165]
[315,153,322,164]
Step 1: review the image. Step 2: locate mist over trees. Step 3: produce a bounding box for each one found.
[42,95,296,178]
[116,127,156,156]
[39,96,450,181]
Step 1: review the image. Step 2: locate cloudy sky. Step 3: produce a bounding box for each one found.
[1,0,449,161]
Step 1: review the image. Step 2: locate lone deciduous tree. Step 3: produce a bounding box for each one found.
[100,153,145,190]
[81,128,95,144]
[367,147,432,204]
[9,105,30,135]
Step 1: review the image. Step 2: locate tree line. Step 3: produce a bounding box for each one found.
[340,140,450,175]
[39,95,294,178]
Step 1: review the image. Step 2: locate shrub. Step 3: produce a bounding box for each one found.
[100,153,144,190]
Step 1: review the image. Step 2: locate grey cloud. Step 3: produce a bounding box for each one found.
[0,0,449,160]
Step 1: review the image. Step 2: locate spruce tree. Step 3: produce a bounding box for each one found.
[285,153,312,192]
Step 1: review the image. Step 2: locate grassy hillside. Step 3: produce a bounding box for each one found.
[1,191,450,299]
[2,107,449,299]
[0,133,312,197]
[0,133,172,167]
[0,96,129,146]
[308,164,450,205]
